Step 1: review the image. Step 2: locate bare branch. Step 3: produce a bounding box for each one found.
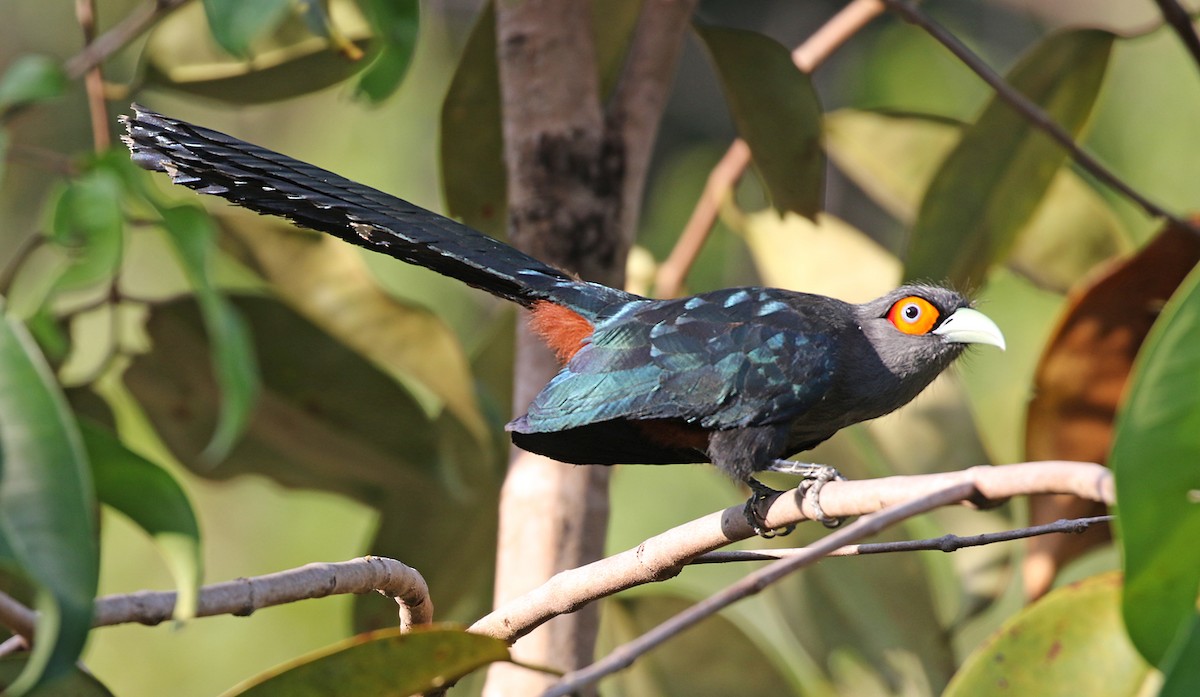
[74,0,110,151]
[694,515,1114,563]
[0,591,37,639]
[881,0,1200,236]
[1152,0,1200,74]
[92,556,433,631]
[63,0,191,80]
[470,461,1112,645]
[654,0,885,297]
[543,482,976,697]
[0,635,29,658]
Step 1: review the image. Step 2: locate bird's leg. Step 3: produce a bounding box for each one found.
[767,459,846,528]
[743,478,796,538]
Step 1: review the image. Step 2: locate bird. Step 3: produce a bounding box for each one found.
[121,104,1005,536]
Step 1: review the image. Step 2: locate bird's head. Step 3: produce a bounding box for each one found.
[854,284,1005,386]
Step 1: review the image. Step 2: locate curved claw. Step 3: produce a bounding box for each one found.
[743,479,795,538]
[769,460,847,528]
[802,474,842,528]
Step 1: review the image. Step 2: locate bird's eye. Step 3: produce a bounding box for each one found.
[887,296,940,335]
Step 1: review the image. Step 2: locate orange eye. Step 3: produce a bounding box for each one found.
[887,296,940,335]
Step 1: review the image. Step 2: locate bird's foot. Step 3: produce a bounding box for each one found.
[742,479,795,538]
[767,460,846,528]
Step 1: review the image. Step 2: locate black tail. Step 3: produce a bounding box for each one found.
[121,104,630,318]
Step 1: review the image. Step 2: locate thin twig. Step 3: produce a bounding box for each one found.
[1152,0,1200,74]
[75,0,110,151]
[693,515,1113,563]
[542,482,976,697]
[654,0,885,297]
[881,0,1200,236]
[0,635,29,658]
[63,0,191,80]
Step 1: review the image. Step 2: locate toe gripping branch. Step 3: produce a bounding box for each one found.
[743,461,847,538]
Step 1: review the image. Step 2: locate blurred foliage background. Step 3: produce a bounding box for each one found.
[1,0,1198,695]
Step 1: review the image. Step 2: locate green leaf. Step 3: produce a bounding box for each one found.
[1160,614,1200,697]
[1110,262,1200,666]
[0,54,66,113]
[0,657,114,696]
[440,2,506,239]
[81,421,203,620]
[741,210,900,302]
[694,24,824,219]
[827,109,1128,293]
[220,219,488,448]
[50,166,125,293]
[221,627,510,696]
[0,305,97,695]
[202,0,293,57]
[903,29,1114,289]
[355,0,419,102]
[825,109,963,224]
[144,37,372,105]
[945,573,1151,696]
[123,295,501,627]
[599,595,796,697]
[157,206,259,462]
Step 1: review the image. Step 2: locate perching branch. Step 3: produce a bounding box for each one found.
[881,0,1200,237]
[654,0,886,297]
[470,460,1113,646]
[542,482,978,697]
[693,514,1114,563]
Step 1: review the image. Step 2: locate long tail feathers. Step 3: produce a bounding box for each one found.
[121,104,628,317]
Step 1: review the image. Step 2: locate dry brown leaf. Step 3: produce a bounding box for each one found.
[1023,220,1200,598]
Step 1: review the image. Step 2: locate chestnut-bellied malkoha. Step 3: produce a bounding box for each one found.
[122,105,1005,535]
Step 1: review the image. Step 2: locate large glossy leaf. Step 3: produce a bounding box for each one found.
[826,109,1127,293]
[1159,615,1200,697]
[82,421,203,620]
[355,0,419,102]
[157,206,259,462]
[0,307,97,695]
[125,296,501,624]
[740,210,899,302]
[440,2,505,239]
[222,627,510,697]
[144,37,373,104]
[220,217,488,447]
[1110,261,1200,666]
[203,0,293,57]
[695,24,824,219]
[945,572,1150,696]
[903,30,1114,289]
[1024,223,1200,597]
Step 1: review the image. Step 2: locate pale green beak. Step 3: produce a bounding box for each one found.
[932,307,1005,351]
